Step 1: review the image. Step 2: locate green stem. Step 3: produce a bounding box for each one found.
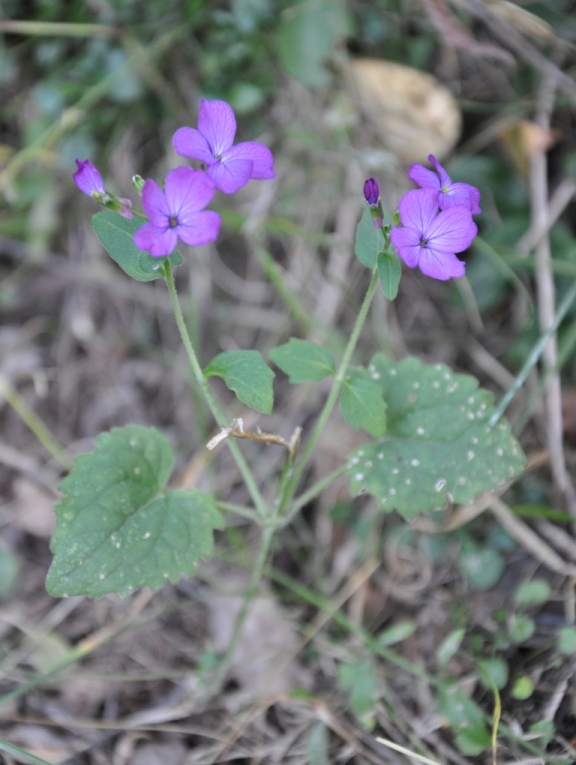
[489,280,576,426]
[215,501,261,523]
[280,269,380,511]
[287,465,347,519]
[163,262,268,519]
[0,737,56,765]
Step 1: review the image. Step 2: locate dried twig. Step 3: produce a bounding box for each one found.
[207,418,302,463]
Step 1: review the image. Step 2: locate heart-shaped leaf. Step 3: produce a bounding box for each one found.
[205,350,275,414]
[269,338,335,382]
[47,425,222,598]
[347,355,526,518]
[92,212,182,282]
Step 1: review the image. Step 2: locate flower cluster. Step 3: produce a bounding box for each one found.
[73,99,275,258]
[385,155,480,281]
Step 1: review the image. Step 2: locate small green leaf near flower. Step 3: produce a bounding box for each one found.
[204,350,275,414]
[268,338,335,382]
[355,208,384,269]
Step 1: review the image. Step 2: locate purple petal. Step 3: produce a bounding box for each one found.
[428,155,451,188]
[176,210,221,247]
[364,177,379,205]
[408,163,440,191]
[438,182,482,215]
[118,198,133,219]
[224,141,275,180]
[418,248,466,280]
[141,179,170,227]
[172,127,215,165]
[426,206,478,255]
[198,99,237,157]
[398,188,439,234]
[73,159,105,196]
[164,166,215,218]
[207,158,253,194]
[134,222,177,258]
[390,226,422,268]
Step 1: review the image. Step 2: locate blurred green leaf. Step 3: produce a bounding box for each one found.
[459,545,504,591]
[306,722,329,765]
[437,628,465,667]
[205,350,275,413]
[268,338,334,382]
[508,614,535,643]
[91,212,183,282]
[515,579,551,606]
[511,675,534,699]
[338,658,378,717]
[438,682,490,755]
[0,549,19,600]
[558,626,576,654]
[276,0,349,87]
[377,620,416,647]
[477,657,509,690]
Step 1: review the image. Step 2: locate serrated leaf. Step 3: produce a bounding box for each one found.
[204,350,274,414]
[347,355,526,518]
[355,208,384,269]
[92,211,183,282]
[47,425,223,598]
[377,250,401,300]
[340,371,387,437]
[268,338,335,382]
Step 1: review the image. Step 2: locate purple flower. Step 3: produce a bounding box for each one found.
[363,178,379,206]
[408,154,481,215]
[73,159,105,197]
[390,189,477,281]
[172,99,275,195]
[134,166,221,258]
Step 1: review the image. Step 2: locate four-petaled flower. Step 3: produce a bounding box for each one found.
[390,188,477,281]
[409,154,481,215]
[172,99,276,195]
[134,166,221,258]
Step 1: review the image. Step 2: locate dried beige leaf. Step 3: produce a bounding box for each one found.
[345,58,461,163]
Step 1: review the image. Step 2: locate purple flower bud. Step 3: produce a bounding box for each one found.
[73,159,105,197]
[363,177,379,206]
[117,198,134,219]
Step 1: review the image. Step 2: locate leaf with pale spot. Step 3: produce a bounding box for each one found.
[47,425,223,598]
[340,369,387,437]
[92,212,183,282]
[268,338,335,383]
[347,355,526,518]
[205,350,275,414]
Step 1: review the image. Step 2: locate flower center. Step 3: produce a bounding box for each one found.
[441,184,450,194]
[419,237,428,247]
[169,216,178,228]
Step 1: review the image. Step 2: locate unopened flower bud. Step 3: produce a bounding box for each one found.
[132,174,145,194]
[363,177,379,206]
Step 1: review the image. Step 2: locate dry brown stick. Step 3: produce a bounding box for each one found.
[530,79,576,517]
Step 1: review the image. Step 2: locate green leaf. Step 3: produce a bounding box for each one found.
[377,620,416,647]
[377,250,401,300]
[437,628,465,667]
[276,0,349,87]
[338,659,378,717]
[438,682,490,754]
[511,675,534,700]
[508,614,535,643]
[347,355,526,518]
[268,338,335,382]
[340,370,387,437]
[515,579,551,606]
[47,425,223,598]
[0,549,18,599]
[558,626,576,654]
[477,658,509,690]
[355,209,384,269]
[204,350,275,414]
[459,545,504,590]
[91,211,183,282]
